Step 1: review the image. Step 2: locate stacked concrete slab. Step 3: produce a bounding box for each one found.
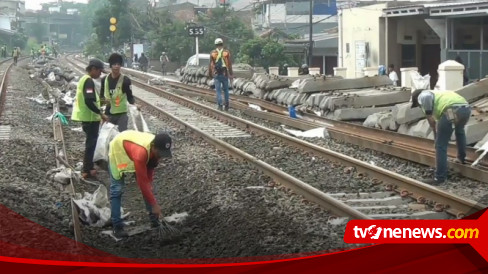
[178,63,255,89]
[365,78,488,144]
[297,75,392,93]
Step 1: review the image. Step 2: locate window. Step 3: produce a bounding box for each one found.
[452,17,482,50]
[286,2,309,16]
[484,17,488,49]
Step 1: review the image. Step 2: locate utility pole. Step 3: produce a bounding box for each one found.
[308,0,313,67]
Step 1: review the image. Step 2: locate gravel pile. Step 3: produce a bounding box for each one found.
[0,58,357,261]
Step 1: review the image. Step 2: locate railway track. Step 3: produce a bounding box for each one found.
[0,57,86,244]
[118,69,488,184]
[68,56,485,221]
[0,57,14,137]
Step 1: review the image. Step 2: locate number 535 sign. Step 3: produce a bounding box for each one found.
[188,26,205,37]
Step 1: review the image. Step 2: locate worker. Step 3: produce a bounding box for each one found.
[299,64,309,75]
[108,130,173,238]
[12,47,20,66]
[388,64,399,86]
[138,53,148,72]
[208,38,233,111]
[101,53,135,132]
[411,89,471,185]
[71,59,109,180]
[159,52,170,75]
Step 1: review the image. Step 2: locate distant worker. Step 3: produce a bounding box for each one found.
[101,53,135,132]
[455,56,469,86]
[40,45,46,61]
[411,89,471,185]
[133,53,139,63]
[280,64,289,76]
[30,48,35,61]
[388,64,399,86]
[299,64,309,75]
[71,59,109,180]
[108,130,173,238]
[138,53,148,72]
[159,52,170,75]
[12,47,20,65]
[208,38,233,111]
[1,45,6,58]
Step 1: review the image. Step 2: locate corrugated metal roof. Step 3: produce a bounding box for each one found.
[383,0,488,11]
[425,0,488,8]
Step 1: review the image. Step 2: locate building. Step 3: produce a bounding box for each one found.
[0,0,25,34]
[339,0,488,87]
[23,9,82,45]
[252,0,338,75]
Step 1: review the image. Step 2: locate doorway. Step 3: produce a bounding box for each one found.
[421,44,441,89]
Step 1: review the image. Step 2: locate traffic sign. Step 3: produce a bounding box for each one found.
[188,26,204,37]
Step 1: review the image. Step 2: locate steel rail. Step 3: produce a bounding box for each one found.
[0,58,14,118]
[71,57,486,217]
[67,56,370,220]
[117,68,488,183]
[138,82,486,217]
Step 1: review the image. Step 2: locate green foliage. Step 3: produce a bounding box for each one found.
[11,33,28,49]
[83,36,108,60]
[80,0,110,37]
[195,8,254,56]
[85,4,260,66]
[26,38,39,51]
[237,37,298,69]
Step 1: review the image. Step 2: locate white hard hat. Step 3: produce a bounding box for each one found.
[214,38,223,45]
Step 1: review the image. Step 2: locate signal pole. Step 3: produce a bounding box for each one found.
[308,0,313,67]
[109,17,117,50]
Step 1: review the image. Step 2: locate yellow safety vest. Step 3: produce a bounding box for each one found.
[104,74,127,114]
[432,91,468,121]
[71,75,101,122]
[109,130,154,180]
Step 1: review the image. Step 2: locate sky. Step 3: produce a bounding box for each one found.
[25,0,89,11]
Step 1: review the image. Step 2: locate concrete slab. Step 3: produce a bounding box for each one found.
[392,103,425,124]
[475,132,488,149]
[332,106,392,121]
[455,78,488,103]
[297,75,393,93]
[465,118,488,145]
[377,112,394,130]
[408,119,432,138]
[321,89,411,111]
[397,123,409,135]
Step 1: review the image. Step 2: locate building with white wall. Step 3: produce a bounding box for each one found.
[0,0,25,33]
[339,0,488,87]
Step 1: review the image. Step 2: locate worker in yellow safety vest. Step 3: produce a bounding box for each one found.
[208,38,233,111]
[108,130,172,238]
[411,89,471,185]
[101,53,136,131]
[71,58,109,180]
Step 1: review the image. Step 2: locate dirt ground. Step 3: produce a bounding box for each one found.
[0,60,353,261]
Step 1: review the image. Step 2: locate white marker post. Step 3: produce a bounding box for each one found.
[195,36,199,66]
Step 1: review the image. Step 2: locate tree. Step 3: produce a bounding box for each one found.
[237,37,298,69]
[80,0,110,37]
[195,8,254,56]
